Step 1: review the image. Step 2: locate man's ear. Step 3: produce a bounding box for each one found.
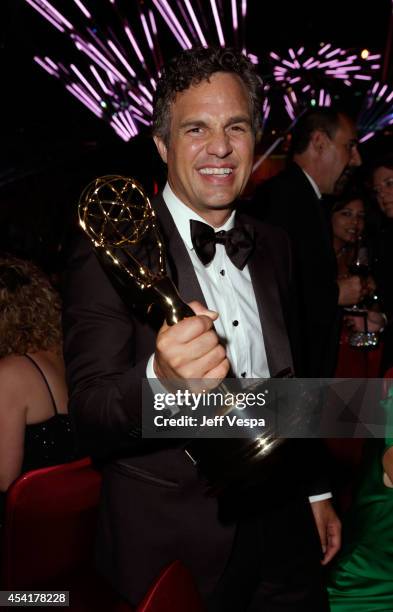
[153,135,168,164]
[310,129,329,154]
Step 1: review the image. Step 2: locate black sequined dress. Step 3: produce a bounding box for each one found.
[0,355,76,528]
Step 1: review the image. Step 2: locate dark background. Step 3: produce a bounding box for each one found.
[1,0,392,270]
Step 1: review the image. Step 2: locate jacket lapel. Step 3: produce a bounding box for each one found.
[153,195,206,307]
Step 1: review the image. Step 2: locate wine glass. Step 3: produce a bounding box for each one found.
[345,238,379,349]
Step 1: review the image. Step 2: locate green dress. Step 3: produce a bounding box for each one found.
[328,387,393,612]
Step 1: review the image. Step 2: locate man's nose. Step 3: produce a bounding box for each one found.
[206,130,233,157]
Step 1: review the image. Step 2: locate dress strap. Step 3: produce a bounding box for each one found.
[24,354,58,416]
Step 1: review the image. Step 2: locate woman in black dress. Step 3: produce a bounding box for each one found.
[0,256,76,523]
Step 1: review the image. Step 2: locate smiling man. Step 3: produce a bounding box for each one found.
[63,47,334,611]
[153,70,254,225]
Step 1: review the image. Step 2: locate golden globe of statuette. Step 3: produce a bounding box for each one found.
[78,175,165,291]
[79,175,152,247]
[78,175,194,323]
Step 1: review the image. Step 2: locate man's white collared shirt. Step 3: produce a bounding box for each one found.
[149,183,269,380]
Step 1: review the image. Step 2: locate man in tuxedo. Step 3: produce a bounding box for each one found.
[248,109,364,377]
[63,47,339,611]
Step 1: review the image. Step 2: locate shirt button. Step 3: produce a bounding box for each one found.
[241,372,246,378]
[233,320,239,327]
[220,269,225,276]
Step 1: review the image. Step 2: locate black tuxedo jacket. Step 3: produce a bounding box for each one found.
[62,194,321,604]
[247,163,340,377]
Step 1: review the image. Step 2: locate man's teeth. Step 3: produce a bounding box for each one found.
[199,168,233,175]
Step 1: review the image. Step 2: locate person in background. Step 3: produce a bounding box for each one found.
[247,108,363,377]
[369,154,393,375]
[330,190,385,378]
[326,192,386,516]
[0,256,76,523]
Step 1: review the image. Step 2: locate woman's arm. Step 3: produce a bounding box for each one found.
[0,361,26,491]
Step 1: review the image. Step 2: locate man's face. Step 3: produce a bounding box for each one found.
[323,114,361,194]
[372,166,393,218]
[154,72,255,224]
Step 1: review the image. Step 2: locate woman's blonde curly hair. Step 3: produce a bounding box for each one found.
[0,256,62,358]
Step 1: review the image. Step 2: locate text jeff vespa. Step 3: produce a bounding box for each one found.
[153,389,267,429]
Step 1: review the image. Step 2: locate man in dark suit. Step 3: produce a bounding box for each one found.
[248,109,364,377]
[63,48,339,611]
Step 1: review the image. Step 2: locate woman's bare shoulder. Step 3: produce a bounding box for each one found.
[0,354,31,374]
[0,355,33,394]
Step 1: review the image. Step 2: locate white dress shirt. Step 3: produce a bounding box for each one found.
[147,183,331,502]
[302,169,322,200]
[147,183,269,379]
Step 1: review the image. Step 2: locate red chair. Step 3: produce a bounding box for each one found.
[0,458,205,611]
[0,457,122,611]
[1,457,102,592]
[136,560,205,612]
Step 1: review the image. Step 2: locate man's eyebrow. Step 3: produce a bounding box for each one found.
[179,115,252,130]
[226,115,252,125]
[179,119,208,129]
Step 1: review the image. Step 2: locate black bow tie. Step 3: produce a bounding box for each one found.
[190,219,255,270]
